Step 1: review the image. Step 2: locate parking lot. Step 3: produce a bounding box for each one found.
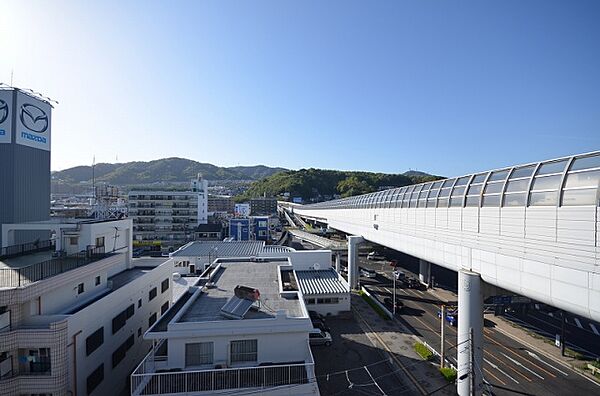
[311,315,413,396]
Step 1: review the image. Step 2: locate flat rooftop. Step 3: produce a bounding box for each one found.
[179,260,304,323]
[295,268,348,295]
[109,267,155,291]
[171,241,266,258]
[0,250,54,269]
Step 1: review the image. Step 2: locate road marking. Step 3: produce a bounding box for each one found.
[590,323,600,336]
[483,366,507,386]
[500,352,544,380]
[524,350,569,376]
[364,366,386,395]
[485,351,531,382]
[484,334,556,378]
[484,357,518,384]
[574,317,583,329]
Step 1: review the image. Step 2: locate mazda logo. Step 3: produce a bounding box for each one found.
[0,99,8,124]
[20,103,48,133]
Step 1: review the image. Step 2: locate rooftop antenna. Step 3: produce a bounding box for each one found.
[92,155,96,203]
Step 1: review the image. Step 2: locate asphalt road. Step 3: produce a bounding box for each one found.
[358,256,600,396]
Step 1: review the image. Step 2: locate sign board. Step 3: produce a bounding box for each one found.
[234,203,250,217]
[15,90,51,151]
[292,197,303,204]
[0,90,12,144]
[555,334,561,348]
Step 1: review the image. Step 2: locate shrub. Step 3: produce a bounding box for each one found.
[413,342,433,361]
[440,367,457,382]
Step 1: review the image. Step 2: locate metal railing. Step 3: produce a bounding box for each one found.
[131,356,313,395]
[0,240,54,260]
[0,246,109,288]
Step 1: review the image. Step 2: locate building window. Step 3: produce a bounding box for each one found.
[138,327,142,337]
[161,301,169,315]
[112,335,134,369]
[230,339,257,364]
[69,237,78,245]
[258,230,267,237]
[148,312,157,327]
[161,279,169,293]
[95,236,105,247]
[112,304,134,334]
[86,327,104,356]
[95,276,101,286]
[185,342,214,366]
[149,287,157,301]
[18,348,51,375]
[87,363,104,395]
[306,298,315,305]
[77,283,84,295]
[138,299,142,308]
[317,298,339,304]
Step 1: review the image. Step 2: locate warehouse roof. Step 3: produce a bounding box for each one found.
[170,241,265,258]
[295,268,348,295]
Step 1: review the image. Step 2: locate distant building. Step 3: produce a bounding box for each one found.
[193,223,225,241]
[0,87,52,247]
[208,194,234,215]
[250,197,278,215]
[253,215,270,241]
[128,175,208,249]
[0,218,173,396]
[229,218,250,241]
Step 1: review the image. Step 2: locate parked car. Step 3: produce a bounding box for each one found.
[312,320,331,333]
[367,251,384,260]
[406,278,424,289]
[308,311,325,321]
[309,330,332,346]
[393,270,407,280]
[383,297,404,312]
[359,267,376,278]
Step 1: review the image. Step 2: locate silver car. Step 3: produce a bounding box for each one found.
[309,330,332,346]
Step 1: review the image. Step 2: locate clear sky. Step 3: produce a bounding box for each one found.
[1,1,599,177]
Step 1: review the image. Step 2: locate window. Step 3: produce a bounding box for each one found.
[185,342,214,366]
[149,287,157,301]
[112,304,134,334]
[161,279,169,293]
[86,327,104,356]
[561,154,600,206]
[95,237,105,247]
[148,313,157,327]
[258,230,267,237]
[161,301,169,315]
[95,276,101,286]
[306,298,315,305]
[87,364,104,395]
[317,297,339,304]
[69,237,78,245]
[138,327,142,337]
[230,339,257,363]
[112,335,134,368]
[482,171,508,207]
[138,299,142,308]
[529,162,564,206]
[502,166,535,207]
[77,283,84,295]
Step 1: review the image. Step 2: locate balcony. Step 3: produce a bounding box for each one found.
[131,347,315,395]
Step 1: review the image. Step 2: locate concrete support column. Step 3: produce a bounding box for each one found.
[347,236,364,290]
[457,270,484,396]
[334,252,341,272]
[419,259,431,286]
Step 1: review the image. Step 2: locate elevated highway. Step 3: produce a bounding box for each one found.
[281,151,600,395]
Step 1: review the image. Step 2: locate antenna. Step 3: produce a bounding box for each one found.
[92,156,96,204]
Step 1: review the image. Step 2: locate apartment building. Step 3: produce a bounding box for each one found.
[0,218,173,396]
[131,249,350,396]
[128,175,209,250]
[249,197,278,215]
[207,194,234,215]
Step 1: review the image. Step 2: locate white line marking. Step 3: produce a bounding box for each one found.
[525,350,569,376]
[365,366,386,395]
[500,352,544,380]
[590,323,600,336]
[574,318,583,329]
[484,358,519,384]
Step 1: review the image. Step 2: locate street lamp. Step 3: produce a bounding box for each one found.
[393,272,396,315]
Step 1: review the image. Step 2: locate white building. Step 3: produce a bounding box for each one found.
[0,218,173,396]
[131,250,350,396]
[128,175,209,249]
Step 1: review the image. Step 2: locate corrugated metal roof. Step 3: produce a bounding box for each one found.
[262,245,295,253]
[171,241,265,258]
[295,269,348,295]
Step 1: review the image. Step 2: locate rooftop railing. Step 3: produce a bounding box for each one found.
[131,345,314,395]
[0,240,54,260]
[0,246,111,288]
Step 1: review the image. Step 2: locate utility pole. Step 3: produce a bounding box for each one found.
[470,327,475,396]
[440,304,446,368]
[393,274,396,315]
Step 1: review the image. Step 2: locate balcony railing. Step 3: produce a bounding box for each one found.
[131,346,314,395]
[0,246,111,288]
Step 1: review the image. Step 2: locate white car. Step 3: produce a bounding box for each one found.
[309,330,332,346]
[360,267,376,278]
[367,251,384,260]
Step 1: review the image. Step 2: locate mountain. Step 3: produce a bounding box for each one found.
[52,158,287,187]
[238,168,442,202]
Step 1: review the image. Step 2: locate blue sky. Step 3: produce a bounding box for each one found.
[1,1,599,177]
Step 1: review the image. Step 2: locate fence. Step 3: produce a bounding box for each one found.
[131,359,313,395]
[0,240,54,260]
[0,246,109,288]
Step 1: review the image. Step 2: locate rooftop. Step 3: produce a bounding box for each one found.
[109,267,155,291]
[170,240,266,258]
[295,268,348,295]
[179,260,304,323]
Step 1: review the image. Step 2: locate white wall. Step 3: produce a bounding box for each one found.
[260,250,332,271]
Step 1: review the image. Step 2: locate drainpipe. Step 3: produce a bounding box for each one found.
[67,330,82,396]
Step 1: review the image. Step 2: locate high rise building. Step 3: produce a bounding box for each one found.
[0,87,52,246]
